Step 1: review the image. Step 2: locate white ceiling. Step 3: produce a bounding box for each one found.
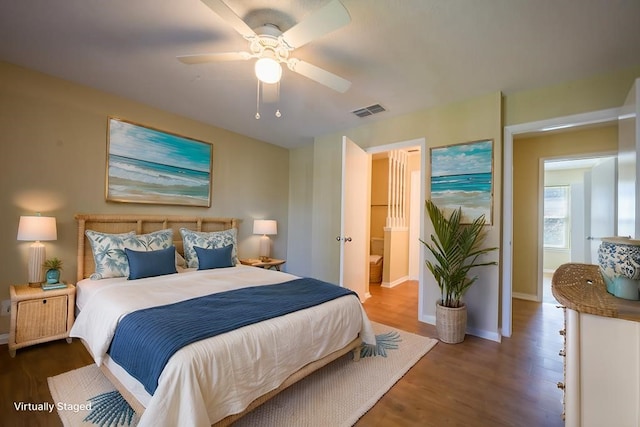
[1,0,639,149]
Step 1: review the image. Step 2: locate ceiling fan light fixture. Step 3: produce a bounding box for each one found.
[255,57,282,84]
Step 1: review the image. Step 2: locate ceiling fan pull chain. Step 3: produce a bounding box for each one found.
[255,80,261,120]
[275,81,282,118]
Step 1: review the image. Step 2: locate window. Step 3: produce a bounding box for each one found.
[544,186,570,248]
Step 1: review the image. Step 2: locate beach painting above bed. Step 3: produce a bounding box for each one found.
[430,139,493,224]
[106,117,212,207]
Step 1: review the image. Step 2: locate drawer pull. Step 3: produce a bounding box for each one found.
[42,299,47,304]
[557,382,565,390]
[559,350,565,357]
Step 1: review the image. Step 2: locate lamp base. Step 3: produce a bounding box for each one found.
[27,242,46,285]
[258,235,272,261]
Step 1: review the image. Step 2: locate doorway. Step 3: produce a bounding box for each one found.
[502,107,620,337]
[541,155,617,304]
[366,138,426,318]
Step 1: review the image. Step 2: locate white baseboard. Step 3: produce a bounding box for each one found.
[418,314,501,342]
[467,326,501,343]
[0,333,8,345]
[513,292,539,302]
[381,276,409,288]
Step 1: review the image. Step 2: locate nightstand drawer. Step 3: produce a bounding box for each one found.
[15,295,68,343]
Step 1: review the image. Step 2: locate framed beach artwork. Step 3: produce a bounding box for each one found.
[106,117,213,207]
[430,139,493,224]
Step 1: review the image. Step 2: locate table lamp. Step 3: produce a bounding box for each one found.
[253,220,277,261]
[17,214,57,286]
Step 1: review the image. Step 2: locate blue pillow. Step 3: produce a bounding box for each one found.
[125,246,178,280]
[194,245,234,270]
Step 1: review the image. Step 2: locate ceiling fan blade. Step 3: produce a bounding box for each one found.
[289,59,351,93]
[201,0,256,38]
[177,52,250,64]
[282,0,350,49]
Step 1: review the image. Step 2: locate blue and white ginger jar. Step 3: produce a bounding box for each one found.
[598,237,640,300]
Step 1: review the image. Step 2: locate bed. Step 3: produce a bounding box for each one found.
[70,214,375,427]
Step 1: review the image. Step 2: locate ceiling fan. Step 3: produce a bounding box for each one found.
[177,0,352,93]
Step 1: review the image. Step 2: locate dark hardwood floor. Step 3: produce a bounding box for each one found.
[358,281,565,427]
[1,281,565,427]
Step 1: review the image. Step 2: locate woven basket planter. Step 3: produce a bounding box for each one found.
[436,302,467,344]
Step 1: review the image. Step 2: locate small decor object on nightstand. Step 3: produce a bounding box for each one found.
[43,257,63,284]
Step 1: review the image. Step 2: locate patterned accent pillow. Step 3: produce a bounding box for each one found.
[180,228,238,268]
[86,229,174,280]
[85,230,135,280]
[123,229,174,252]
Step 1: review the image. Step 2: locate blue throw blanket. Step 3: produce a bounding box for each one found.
[108,278,358,395]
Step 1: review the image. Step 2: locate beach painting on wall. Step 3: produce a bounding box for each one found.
[106,117,212,207]
[430,139,493,224]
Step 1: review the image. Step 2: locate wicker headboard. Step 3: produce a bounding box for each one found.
[75,214,238,282]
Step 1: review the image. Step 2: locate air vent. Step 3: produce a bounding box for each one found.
[352,104,386,118]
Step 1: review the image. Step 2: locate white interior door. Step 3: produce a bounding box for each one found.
[339,136,371,302]
[588,158,617,263]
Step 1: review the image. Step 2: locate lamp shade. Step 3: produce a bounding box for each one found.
[253,220,277,235]
[17,215,57,241]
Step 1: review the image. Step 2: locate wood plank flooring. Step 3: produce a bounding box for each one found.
[0,281,565,427]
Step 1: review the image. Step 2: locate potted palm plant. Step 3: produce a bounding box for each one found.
[421,200,497,343]
[43,257,63,284]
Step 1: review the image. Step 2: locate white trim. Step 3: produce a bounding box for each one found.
[0,333,8,345]
[512,292,540,302]
[537,158,545,303]
[383,227,409,232]
[502,107,620,338]
[418,314,501,342]
[421,313,436,325]
[466,327,501,343]
[381,275,409,288]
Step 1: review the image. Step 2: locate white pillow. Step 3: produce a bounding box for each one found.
[180,228,238,269]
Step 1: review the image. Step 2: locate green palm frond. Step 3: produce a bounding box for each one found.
[421,200,498,308]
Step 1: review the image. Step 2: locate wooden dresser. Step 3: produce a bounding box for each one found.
[552,263,640,427]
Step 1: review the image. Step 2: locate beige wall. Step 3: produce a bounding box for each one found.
[513,125,618,296]
[0,61,290,335]
[370,158,388,238]
[504,66,640,125]
[292,92,503,339]
[290,66,640,340]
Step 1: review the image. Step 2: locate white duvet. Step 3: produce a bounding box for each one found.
[71,265,375,427]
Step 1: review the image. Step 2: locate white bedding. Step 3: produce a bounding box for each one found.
[71,265,375,427]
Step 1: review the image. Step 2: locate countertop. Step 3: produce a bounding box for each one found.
[552,263,640,322]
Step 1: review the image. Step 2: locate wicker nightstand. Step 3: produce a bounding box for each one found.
[240,258,286,271]
[8,283,75,357]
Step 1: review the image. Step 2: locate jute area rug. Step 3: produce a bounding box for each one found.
[48,322,437,427]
